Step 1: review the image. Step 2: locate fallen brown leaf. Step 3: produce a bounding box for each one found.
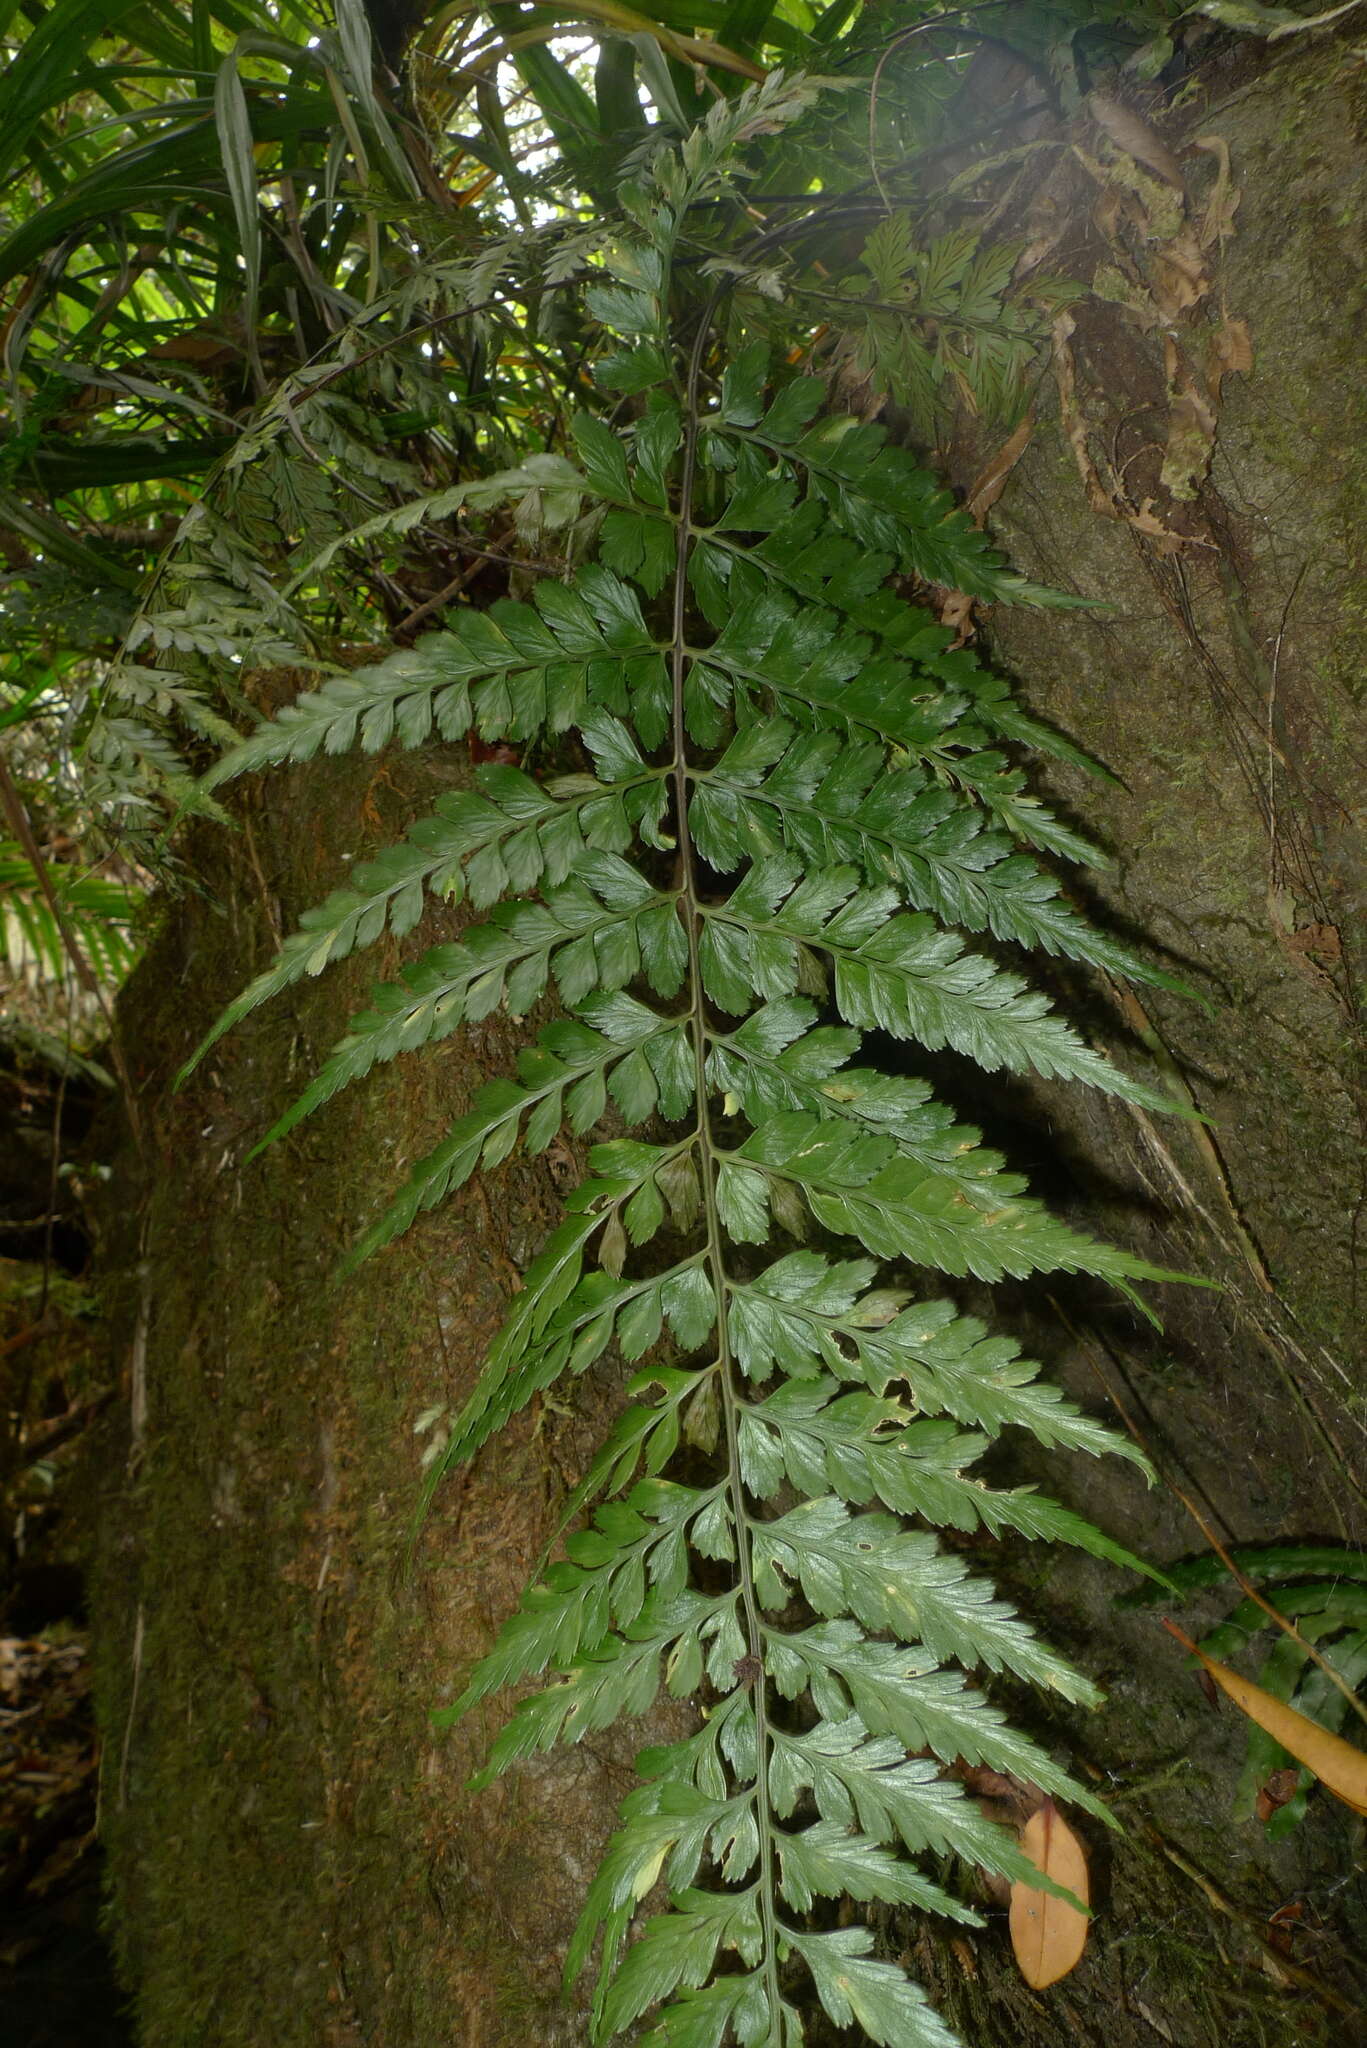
[1160,345,1218,501]
[1009,1799,1091,1989]
[1050,313,1189,550]
[1088,91,1186,189]
[1255,1766,1303,1823]
[1192,135,1241,250]
[1164,1619,1367,1817]
[1152,227,1211,319]
[1283,920,1343,965]
[966,413,1035,524]
[1209,316,1254,398]
[937,588,977,647]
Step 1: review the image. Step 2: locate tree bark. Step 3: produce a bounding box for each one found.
[91,32,1366,2048]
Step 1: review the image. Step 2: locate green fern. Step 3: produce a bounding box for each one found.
[834,217,1079,435]
[0,841,141,990]
[190,83,1198,2048]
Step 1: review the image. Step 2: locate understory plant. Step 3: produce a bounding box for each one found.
[187,81,1196,2048]
[1126,1544,1367,1837]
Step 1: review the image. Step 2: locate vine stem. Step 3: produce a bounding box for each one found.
[669,288,785,2034]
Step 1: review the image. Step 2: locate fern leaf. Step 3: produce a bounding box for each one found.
[458,1587,737,1779]
[597,1888,763,2041]
[733,1108,1186,1290]
[789,1927,962,2048]
[637,1971,782,2048]
[249,860,680,1152]
[425,1215,606,1487]
[777,1817,978,1920]
[179,766,636,1078]
[455,1477,727,1713]
[201,566,661,787]
[735,408,1086,609]
[725,1249,1131,1449]
[769,1622,1109,1821]
[737,1376,1160,1580]
[752,1497,1100,1702]
[347,998,691,1261]
[768,1715,1048,1881]
[199,114,1204,2048]
[695,750,1183,994]
[705,855,1188,1100]
[709,1001,1052,1196]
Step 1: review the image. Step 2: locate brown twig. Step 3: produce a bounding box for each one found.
[1137,1822,1357,2014]
[15,1391,114,1468]
[0,1318,54,1360]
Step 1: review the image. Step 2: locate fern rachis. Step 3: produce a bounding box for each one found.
[190,85,1196,2048]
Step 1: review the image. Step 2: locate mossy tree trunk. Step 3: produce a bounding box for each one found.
[92,33,1365,2048]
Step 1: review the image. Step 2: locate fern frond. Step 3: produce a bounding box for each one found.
[701,855,1186,1105]
[785,1928,961,2048]
[766,1714,1061,1878]
[731,1107,1183,1291]
[752,1497,1100,1699]
[695,740,1182,993]
[736,1377,1159,1578]
[198,101,1204,2047]
[0,845,141,991]
[688,586,1106,864]
[201,566,662,787]
[729,1255,1145,1464]
[708,998,1047,1193]
[351,996,693,1260]
[695,363,1082,611]
[247,858,684,1150]
[768,1622,1107,1817]
[179,773,670,1081]
[455,1586,740,1779]
[455,1476,728,1713]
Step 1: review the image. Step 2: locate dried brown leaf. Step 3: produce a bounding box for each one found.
[1209,316,1254,397]
[1255,1766,1302,1823]
[1051,314,1187,549]
[1009,1799,1091,1989]
[1088,92,1186,188]
[1152,228,1211,319]
[966,413,1035,523]
[599,1209,627,1278]
[937,588,977,648]
[1192,135,1241,250]
[1164,1620,1367,1817]
[1160,347,1217,501]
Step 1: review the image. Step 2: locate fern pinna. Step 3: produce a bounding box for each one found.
[189,86,1192,2048]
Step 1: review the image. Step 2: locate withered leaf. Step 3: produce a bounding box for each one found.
[599,1208,627,1278]
[966,413,1035,524]
[1152,228,1211,319]
[1193,134,1242,249]
[1164,1620,1367,1818]
[1088,92,1186,189]
[1160,352,1217,502]
[1209,317,1254,397]
[1255,1766,1302,1824]
[1009,1799,1091,1989]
